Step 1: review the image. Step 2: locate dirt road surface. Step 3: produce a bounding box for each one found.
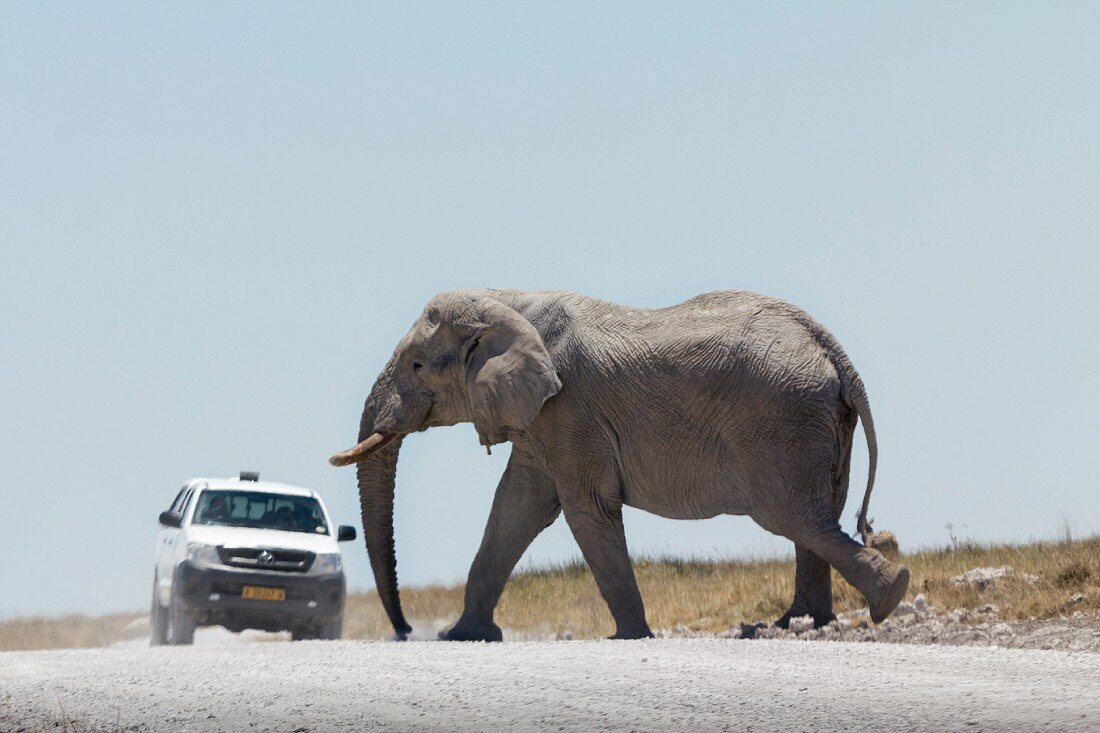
[2,636,1097,732]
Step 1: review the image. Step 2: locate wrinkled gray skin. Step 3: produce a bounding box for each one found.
[331,289,910,641]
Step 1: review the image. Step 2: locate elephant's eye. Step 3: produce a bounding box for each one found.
[412,361,424,374]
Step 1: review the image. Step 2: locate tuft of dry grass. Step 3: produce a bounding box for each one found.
[4,534,1097,650]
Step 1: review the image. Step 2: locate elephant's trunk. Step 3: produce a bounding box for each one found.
[355,434,412,640]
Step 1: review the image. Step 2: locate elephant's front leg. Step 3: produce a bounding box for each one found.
[441,458,560,642]
[562,500,653,640]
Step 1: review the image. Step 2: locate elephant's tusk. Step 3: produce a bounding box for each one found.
[329,432,397,466]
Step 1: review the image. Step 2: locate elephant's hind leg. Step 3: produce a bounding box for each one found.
[777,416,854,629]
[776,545,836,629]
[793,520,909,624]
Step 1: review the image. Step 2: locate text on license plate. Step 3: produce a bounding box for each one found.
[241,585,285,602]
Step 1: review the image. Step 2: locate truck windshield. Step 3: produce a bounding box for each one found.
[193,490,329,535]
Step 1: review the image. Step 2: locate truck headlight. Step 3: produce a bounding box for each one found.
[313,553,342,574]
[186,542,221,565]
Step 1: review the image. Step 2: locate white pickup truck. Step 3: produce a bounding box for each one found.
[151,472,356,645]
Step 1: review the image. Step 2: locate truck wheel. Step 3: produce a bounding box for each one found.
[149,579,169,647]
[167,591,196,645]
[291,617,341,641]
[319,616,343,641]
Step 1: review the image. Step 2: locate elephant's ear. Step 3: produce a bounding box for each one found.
[464,297,561,447]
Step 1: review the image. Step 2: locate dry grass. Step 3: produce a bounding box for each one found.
[0,612,147,652]
[347,533,1100,640]
[4,534,1097,650]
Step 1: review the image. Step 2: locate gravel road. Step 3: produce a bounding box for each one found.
[2,636,1098,733]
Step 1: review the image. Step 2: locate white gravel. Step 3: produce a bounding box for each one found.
[2,637,1098,732]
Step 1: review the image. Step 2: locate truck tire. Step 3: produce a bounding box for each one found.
[292,617,342,641]
[167,589,196,645]
[319,616,343,641]
[149,579,169,647]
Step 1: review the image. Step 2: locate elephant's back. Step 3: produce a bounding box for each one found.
[571,289,843,394]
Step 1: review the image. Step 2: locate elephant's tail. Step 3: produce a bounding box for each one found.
[816,330,878,545]
[845,367,878,546]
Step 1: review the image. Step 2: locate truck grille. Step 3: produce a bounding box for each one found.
[217,546,315,573]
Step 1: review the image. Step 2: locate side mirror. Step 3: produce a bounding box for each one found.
[158,511,182,528]
[337,525,357,542]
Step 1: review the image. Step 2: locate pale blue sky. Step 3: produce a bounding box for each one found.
[2,2,1098,618]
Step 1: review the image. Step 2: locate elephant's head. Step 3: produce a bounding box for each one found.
[329,292,561,638]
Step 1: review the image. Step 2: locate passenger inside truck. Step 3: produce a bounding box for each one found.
[199,495,230,524]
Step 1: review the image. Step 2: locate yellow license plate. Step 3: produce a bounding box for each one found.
[241,585,285,602]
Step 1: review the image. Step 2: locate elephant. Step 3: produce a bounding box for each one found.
[330,289,910,641]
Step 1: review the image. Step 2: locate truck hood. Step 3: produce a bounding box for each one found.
[186,525,340,554]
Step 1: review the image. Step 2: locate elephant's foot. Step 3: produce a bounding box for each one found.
[866,559,911,624]
[439,619,503,642]
[608,625,654,640]
[775,608,836,630]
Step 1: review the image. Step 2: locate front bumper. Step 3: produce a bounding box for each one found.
[175,560,345,632]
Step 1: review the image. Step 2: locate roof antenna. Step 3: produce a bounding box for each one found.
[239,471,260,482]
